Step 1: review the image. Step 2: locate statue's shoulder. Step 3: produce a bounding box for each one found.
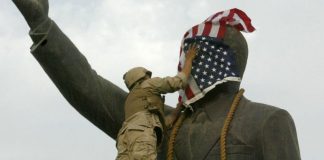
[228,96,296,146]
[237,96,294,126]
[239,96,288,116]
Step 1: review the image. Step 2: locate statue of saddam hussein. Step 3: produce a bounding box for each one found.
[12,0,301,159]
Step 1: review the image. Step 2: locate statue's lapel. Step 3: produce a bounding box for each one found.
[174,95,248,160]
[174,106,228,160]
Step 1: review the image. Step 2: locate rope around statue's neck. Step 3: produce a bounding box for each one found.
[167,89,245,160]
[220,89,245,160]
[166,109,187,160]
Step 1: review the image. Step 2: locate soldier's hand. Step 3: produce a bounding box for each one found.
[12,0,49,29]
[186,43,199,61]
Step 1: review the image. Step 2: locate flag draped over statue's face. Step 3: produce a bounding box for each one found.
[178,8,255,106]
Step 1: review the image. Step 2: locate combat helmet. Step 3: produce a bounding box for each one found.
[123,67,152,90]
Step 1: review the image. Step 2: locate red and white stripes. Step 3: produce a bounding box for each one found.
[177,8,256,105]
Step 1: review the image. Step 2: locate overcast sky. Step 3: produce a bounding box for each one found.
[1,0,323,159]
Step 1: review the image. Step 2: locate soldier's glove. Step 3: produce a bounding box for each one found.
[12,0,49,29]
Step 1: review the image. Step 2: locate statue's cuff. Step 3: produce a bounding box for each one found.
[29,18,53,51]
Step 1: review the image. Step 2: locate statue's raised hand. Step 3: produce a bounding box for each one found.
[12,0,49,29]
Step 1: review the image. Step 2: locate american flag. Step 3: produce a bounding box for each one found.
[178,8,255,105]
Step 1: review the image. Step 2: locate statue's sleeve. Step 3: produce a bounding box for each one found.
[28,18,126,139]
[261,109,301,160]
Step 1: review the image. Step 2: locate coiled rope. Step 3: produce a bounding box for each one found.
[167,89,244,160]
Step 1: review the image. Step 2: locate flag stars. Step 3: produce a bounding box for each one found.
[182,36,240,92]
[203,71,207,75]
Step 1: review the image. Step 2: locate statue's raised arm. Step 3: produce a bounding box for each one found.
[12,0,49,29]
[12,0,129,139]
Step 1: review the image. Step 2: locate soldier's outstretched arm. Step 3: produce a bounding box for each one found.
[12,0,126,139]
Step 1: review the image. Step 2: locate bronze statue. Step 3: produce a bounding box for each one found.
[12,0,301,159]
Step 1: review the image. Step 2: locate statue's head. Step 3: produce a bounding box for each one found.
[123,67,152,90]
[177,8,254,105]
[223,25,248,79]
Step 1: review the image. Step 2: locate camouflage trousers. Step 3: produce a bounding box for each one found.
[116,111,161,160]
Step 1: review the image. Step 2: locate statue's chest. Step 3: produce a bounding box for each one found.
[171,109,257,160]
[173,110,226,160]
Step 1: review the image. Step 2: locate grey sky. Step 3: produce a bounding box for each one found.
[1,0,323,159]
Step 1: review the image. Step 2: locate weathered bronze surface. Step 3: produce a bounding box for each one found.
[12,0,300,159]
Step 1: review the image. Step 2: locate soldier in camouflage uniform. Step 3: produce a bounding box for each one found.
[116,45,198,160]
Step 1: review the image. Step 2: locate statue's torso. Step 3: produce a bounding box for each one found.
[159,97,289,160]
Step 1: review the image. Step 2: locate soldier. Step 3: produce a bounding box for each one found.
[117,44,198,160]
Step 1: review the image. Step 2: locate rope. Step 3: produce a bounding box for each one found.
[220,89,245,160]
[167,109,187,160]
[166,89,244,160]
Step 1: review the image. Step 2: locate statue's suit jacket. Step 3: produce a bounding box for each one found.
[173,96,300,160]
[29,19,300,160]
